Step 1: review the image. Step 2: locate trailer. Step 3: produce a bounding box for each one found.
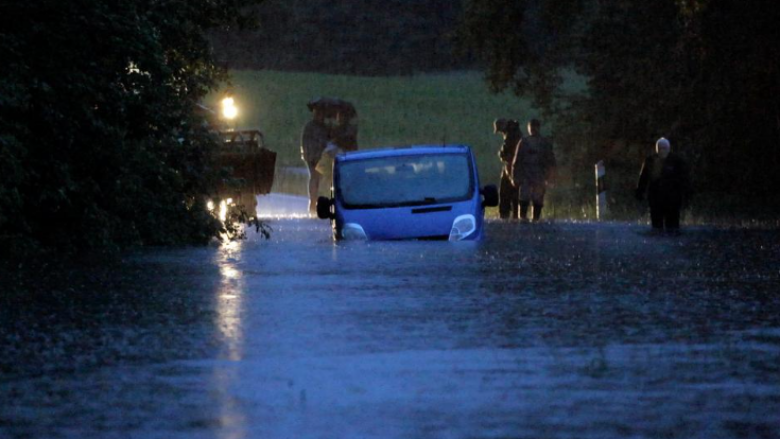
[214,128,276,218]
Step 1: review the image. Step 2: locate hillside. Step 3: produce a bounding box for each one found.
[209,70,536,177]
[205,70,604,219]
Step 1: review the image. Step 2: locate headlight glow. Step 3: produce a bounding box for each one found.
[449,214,476,241]
[221,97,238,120]
[342,223,368,240]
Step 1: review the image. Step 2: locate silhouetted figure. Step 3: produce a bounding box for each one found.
[332,110,358,152]
[511,119,556,222]
[635,137,691,232]
[301,108,330,214]
[494,118,521,219]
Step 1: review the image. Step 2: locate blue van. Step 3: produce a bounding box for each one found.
[316,145,498,241]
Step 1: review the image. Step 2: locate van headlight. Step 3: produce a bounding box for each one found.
[342,223,368,240]
[449,214,476,241]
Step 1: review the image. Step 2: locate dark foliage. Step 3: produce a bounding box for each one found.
[461,0,780,216]
[0,0,262,259]
[210,0,470,75]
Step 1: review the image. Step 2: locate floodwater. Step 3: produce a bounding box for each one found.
[1,195,779,439]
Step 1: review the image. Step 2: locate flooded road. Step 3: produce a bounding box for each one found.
[2,215,780,438]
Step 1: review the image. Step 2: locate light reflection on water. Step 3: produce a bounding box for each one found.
[214,241,249,438]
[213,365,248,439]
[257,193,309,219]
[1,219,779,439]
[216,244,245,361]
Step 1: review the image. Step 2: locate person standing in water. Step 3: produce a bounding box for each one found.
[635,137,691,232]
[300,107,330,214]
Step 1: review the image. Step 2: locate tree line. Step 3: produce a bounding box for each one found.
[0,0,262,258]
[460,0,780,215]
[210,0,469,75]
[2,0,778,258]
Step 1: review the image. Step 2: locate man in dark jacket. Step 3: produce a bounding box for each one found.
[494,118,521,219]
[635,137,691,231]
[511,119,556,222]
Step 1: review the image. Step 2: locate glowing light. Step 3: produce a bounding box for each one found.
[221,97,238,120]
[222,240,241,250]
[221,266,240,280]
[216,198,236,222]
[223,106,238,120]
[219,200,228,222]
[207,200,215,211]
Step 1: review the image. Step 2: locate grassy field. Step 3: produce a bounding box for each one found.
[207,70,541,187]
[206,70,780,224]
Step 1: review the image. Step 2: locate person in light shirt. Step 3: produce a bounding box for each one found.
[494,118,521,219]
[300,107,330,214]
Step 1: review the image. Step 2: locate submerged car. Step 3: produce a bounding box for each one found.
[317,145,498,241]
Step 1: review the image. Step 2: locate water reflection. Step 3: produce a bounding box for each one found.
[3,220,779,439]
[213,242,249,439]
[213,366,248,439]
[257,193,309,218]
[216,245,245,361]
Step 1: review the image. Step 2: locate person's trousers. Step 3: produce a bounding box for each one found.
[650,201,681,230]
[519,182,546,206]
[499,173,519,219]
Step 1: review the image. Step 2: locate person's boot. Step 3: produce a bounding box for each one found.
[532,204,543,222]
[519,202,530,223]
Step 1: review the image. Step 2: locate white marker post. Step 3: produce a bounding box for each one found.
[595,160,607,220]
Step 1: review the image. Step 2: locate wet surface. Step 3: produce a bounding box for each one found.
[2,219,780,438]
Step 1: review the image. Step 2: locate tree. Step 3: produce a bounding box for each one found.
[0,0,262,257]
[461,0,780,212]
[209,0,468,75]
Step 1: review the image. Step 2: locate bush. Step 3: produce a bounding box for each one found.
[0,0,262,259]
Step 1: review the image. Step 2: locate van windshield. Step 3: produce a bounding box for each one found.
[336,153,473,208]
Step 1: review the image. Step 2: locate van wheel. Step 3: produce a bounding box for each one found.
[316,197,334,219]
[481,185,499,207]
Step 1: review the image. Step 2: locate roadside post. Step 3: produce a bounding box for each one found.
[595,160,607,220]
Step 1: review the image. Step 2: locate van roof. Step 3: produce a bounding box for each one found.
[336,145,471,162]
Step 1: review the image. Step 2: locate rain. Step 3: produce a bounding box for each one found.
[2,202,779,437]
[3,1,780,438]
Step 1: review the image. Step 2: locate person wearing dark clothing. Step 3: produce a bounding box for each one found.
[332,110,358,152]
[511,119,556,222]
[494,118,521,219]
[635,137,691,231]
